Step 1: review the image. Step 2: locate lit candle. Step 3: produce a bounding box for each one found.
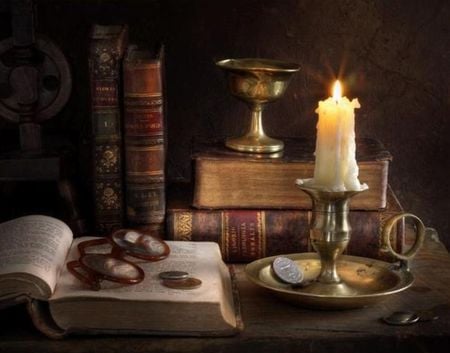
[311,80,366,191]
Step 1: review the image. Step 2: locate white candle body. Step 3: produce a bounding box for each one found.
[312,96,364,191]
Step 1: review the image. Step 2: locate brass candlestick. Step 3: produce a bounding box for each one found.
[295,180,368,295]
[245,180,427,309]
[216,58,299,153]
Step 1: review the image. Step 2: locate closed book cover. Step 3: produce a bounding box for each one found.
[123,44,166,232]
[166,183,404,263]
[192,138,391,210]
[88,24,128,234]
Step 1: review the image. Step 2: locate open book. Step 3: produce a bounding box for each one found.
[0,215,242,338]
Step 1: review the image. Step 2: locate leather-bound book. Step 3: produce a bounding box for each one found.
[192,138,391,210]
[166,183,404,263]
[123,45,166,232]
[88,24,128,234]
[0,215,242,338]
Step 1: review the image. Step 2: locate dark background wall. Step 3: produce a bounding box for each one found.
[1,0,449,249]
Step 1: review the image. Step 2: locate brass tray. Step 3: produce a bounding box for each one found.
[245,252,414,310]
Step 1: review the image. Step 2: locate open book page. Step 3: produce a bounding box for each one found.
[52,239,230,304]
[47,239,238,334]
[0,215,73,299]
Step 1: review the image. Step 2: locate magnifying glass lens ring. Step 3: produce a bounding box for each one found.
[111,229,170,261]
[79,254,144,283]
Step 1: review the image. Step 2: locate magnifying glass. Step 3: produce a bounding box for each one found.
[111,229,170,261]
[67,229,170,290]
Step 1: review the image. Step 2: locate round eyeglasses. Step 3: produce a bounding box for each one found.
[67,229,170,290]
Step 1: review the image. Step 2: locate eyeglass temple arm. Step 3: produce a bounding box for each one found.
[67,261,101,291]
[77,238,111,256]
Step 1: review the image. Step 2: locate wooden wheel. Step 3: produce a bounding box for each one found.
[0,35,72,123]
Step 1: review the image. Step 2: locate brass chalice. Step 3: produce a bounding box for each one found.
[216,58,299,153]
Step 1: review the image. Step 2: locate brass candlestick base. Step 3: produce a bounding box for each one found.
[216,58,299,153]
[296,180,366,296]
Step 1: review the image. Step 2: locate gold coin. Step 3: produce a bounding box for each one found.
[162,277,202,290]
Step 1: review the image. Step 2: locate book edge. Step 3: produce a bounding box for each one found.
[26,247,243,338]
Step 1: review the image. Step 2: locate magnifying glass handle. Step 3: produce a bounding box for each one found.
[67,260,101,291]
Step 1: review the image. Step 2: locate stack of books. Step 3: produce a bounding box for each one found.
[166,138,405,263]
[88,25,403,263]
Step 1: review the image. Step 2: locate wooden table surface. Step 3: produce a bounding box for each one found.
[1,235,449,353]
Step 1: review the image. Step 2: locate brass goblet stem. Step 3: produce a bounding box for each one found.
[249,103,264,138]
[225,101,285,153]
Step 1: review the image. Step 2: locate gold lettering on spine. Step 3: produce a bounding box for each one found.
[174,212,193,241]
[240,222,247,256]
[229,217,239,258]
[259,211,266,258]
[222,213,229,260]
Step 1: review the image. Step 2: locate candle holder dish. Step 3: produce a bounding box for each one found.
[216,58,299,153]
[245,179,426,309]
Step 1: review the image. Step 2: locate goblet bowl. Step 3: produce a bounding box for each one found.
[216,58,299,153]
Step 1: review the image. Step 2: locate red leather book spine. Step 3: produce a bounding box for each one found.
[166,185,404,263]
[123,45,165,232]
[167,209,310,262]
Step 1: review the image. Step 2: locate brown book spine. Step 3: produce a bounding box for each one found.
[89,24,128,235]
[123,45,165,232]
[167,185,404,263]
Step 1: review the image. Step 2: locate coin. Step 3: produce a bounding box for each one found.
[382,311,420,325]
[162,277,202,290]
[272,257,304,284]
[158,271,189,280]
[291,280,313,289]
[382,309,439,326]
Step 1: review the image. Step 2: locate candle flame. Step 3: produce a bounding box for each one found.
[332,80,342,102]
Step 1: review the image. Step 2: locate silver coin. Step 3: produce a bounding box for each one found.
[382,311,420,325]
[158,271,189,280]
[272,257,303,284]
